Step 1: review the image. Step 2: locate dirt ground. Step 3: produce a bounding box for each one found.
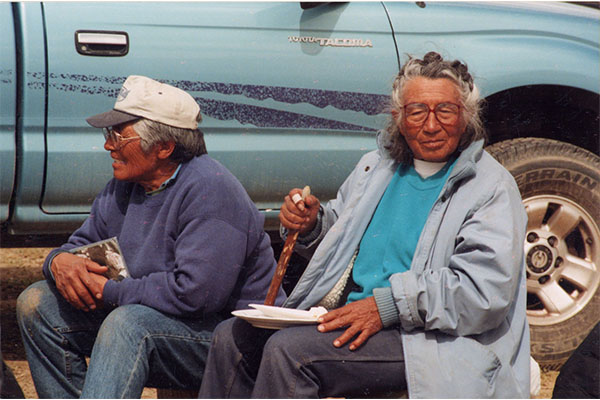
[1,247,559,398]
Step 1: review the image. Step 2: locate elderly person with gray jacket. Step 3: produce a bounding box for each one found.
[199,52,530,398]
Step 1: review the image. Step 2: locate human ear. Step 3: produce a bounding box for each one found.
[156,141,176,160]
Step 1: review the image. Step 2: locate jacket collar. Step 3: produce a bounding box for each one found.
[377,129,484,190]
[447,140,483,184]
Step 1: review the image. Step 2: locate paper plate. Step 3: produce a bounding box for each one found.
[232,309,322,330]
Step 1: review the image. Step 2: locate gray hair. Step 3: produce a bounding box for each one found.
[386,51,486,165]
[133,119,207,163]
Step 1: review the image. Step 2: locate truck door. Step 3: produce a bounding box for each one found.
[0,3,17,224]
[40,2,398,230]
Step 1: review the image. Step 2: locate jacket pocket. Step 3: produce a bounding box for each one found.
[437,335,502,396]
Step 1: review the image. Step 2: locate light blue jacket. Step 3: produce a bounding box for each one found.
[283,131,530,398]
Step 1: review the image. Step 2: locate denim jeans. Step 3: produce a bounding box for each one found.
[17,280,221,398]
[198,317,407,398]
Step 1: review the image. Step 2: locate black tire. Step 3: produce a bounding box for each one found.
[486,138,600,371]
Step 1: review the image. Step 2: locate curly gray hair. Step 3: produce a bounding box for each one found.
[386,51,486,165]
[133,119,207,163]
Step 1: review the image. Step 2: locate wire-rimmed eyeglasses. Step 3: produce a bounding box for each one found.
[403,102,461,126]
[103,127,141,149]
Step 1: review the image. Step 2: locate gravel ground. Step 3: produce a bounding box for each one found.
[1,247,558,398]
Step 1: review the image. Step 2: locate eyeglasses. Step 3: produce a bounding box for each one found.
[403,102,461,126]
[103,126,141,149]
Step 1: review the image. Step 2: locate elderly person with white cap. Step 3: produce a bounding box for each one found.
[16,75,284,398]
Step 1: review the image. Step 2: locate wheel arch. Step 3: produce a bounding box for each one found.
[483,84,599,156]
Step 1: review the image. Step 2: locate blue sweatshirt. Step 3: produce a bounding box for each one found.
[43,155,285,317]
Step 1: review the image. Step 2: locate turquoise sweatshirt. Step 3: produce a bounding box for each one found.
[349,160,455,303]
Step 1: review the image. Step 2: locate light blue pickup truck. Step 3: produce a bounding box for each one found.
[1,1,598,371]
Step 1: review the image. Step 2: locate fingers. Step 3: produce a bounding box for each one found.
[291,192,305,211]
[280,191,307,230]
[317,298,383,351]
[85,260,109,274]
[82,260,108,299]
[83,261,108,300]
[303,195,320,225]
[304,194,320,210]
[335,325,373,350]
[348,330,372,351]
[318,320,377,351]
[317,309,348,334]
[317,308,344,330]
[279,189,320,234]
[291,186,312,211]
[55,284,85,310]
[332,326,359,348]
[317,311,357,348]
[87,272,109,302]
[55,274,97,311]
[52,253,103,311]
[70,276,98,310]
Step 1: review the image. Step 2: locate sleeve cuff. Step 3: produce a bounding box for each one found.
[373,287,400,328]
[297,207,323,245]
[43,251,69,283]
[45,254,58,282]
[102,279,120,308]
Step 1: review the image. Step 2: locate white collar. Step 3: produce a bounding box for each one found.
[413,158,447,179]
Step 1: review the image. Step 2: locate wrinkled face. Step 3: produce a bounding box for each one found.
[103,122,162,189]
[398,77,467,162]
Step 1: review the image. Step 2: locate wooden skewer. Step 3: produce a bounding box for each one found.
[264,186,311,306]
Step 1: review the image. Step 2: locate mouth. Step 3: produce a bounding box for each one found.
[421,140,445,148]
[111,156,126,167]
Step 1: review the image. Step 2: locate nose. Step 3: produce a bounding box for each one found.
[104,136,117,151]
[423,110,441,133]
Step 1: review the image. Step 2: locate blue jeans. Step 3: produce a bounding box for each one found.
[198,317,406,398]
[16,280,221,398]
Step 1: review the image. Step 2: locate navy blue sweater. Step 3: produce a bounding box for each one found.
[43,155,285,317]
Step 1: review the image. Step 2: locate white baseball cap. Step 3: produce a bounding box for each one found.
[86,75,201,129]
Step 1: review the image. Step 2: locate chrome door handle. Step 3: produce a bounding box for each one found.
[75,30,129,56]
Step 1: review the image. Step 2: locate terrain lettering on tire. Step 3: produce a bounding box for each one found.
[515,169,597,190]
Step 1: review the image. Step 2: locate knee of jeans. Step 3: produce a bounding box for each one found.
[95,305,150,345]
[16,281,48,326]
